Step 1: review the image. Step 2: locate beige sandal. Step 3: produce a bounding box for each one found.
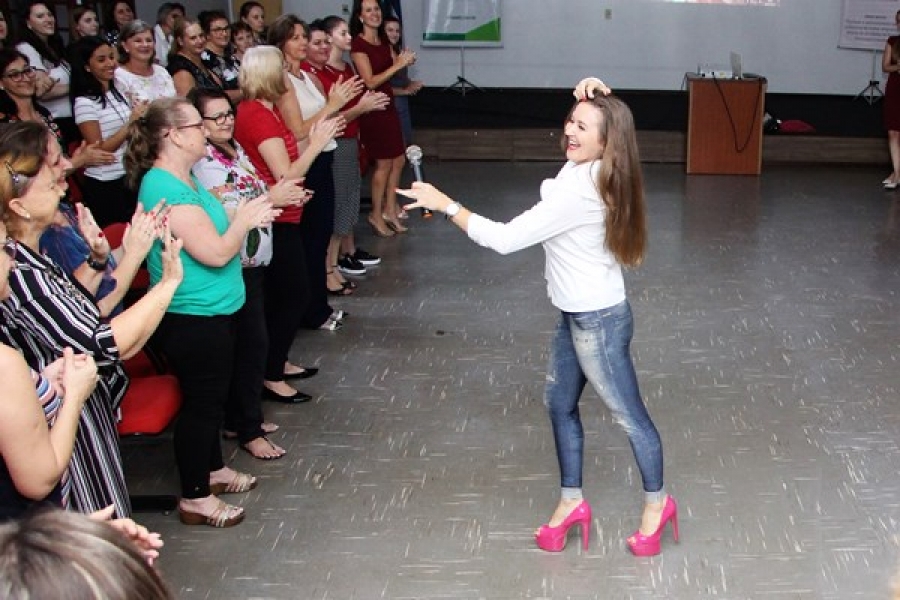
[178,499,245,528]
[209,471,258,495]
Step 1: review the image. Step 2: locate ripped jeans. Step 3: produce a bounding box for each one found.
[544,300,664,493]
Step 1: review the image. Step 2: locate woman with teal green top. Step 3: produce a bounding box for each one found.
[124,96,278,528]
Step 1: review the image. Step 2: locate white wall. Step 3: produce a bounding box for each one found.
[272,0,877,94]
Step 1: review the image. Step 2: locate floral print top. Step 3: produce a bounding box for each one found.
[191,141,273,268]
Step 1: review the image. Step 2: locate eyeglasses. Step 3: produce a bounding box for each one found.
[2,67,35,82]
[164,122,204,137]
[202,111,235,126]
[5,161,31,197]
[210,26,230,34]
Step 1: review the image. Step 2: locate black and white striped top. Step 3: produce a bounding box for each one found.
[0,241,132,517]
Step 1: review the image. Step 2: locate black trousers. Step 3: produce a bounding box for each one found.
[225,267,268,443]
[155,312,235,499]
[300,151,336,329]
[264,222,309,381]
[80,175,137,229]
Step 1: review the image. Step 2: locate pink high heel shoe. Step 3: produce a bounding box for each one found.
[534,500,592,552]
[626,495,679,557]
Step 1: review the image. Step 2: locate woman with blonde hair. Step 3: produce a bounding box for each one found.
[234,45,341,403]
[399,78,676,557]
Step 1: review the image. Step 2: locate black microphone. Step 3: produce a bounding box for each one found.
[405,144,432,218]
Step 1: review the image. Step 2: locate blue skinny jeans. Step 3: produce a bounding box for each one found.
[544,300,664,493]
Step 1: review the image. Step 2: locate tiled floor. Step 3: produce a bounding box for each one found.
[126,162,900,599]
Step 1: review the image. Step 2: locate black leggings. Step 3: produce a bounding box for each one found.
[264,222,310,381]
[300,151,336,329]
[154,312,235,499]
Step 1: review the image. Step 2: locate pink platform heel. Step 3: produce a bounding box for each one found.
[626,495,679,557]
[534,500,592,552]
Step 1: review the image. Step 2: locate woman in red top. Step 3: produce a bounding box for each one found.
[234,46,340,403]
[349,0,416,237]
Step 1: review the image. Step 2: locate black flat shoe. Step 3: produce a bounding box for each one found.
[262,387,312,404]
[283,367,319,380]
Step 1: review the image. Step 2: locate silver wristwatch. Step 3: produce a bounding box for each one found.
[444,201,462,218]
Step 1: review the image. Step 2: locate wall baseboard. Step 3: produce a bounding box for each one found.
[414,129,889,166]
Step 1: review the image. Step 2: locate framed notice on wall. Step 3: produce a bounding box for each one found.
[838,0,900,51]
[422,0,502,47]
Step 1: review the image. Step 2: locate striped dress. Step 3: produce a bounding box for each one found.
[0,242,131,517]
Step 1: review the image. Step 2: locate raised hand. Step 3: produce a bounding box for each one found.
[75,203,111,259]
[121,201,164,259]
[268,177,312,207]
[358,90,390,113]
[328,75,365,110]
[396,181,454,213]
[59,347,99,408]
[396,48,416,68]
[236,195,280,230]
[158,223,184,287]
[128,99,150,123]
[308,116,345,151]
[404,80,424,96]
[89,506,164,566]
[573,77,612,101]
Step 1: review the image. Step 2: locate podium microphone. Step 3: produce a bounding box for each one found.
[405,144,432,218]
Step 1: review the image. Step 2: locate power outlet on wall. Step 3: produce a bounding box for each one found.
[342,4,349,14]
[604,8,612,20]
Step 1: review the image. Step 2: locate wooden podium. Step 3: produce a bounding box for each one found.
[686,74,767,175]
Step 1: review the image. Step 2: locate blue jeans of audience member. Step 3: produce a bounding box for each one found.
[544,300,664,493]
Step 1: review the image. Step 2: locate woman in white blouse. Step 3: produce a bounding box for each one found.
[70,36,148,226]
[115,20,176,104]
[399,79,677,558]
[15,1,75,145]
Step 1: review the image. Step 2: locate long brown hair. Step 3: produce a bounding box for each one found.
[561,95,647,266]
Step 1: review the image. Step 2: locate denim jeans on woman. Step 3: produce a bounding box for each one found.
[544,299,663,493]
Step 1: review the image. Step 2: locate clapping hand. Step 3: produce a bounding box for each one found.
[359,90,390,113]
[158,222,184,287]
[329,75,365,110]
[308,116,345,152]
[75,203,111,260]
[121,201,166,259]
[71,141,116,167]
[269,177,312,207]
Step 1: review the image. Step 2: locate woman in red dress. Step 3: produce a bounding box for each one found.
[349,0,416,237]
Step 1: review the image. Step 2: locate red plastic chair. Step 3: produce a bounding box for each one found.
[117,374,182,512]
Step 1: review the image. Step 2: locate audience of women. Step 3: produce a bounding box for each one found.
[115,20,176,104]
[190,87,309,459]
[70,36,147,227]
[198,10,241,104]
[104,0,135,48]
[350,0,414,237]
[16,1,76,146]
[239,1,267,46]
[0,120,183,518]
[153,2,184,68]
[234,45,341,403]
[127,97,276,526]
[168,17,224,97]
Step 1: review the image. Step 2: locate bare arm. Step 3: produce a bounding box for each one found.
[0,346,96,500]
[172,71,196,97]
[884,41,899,73]
[78,100,149,153]
[107,228,183,359]
[257,117,342,181]
[351,48,414,90]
